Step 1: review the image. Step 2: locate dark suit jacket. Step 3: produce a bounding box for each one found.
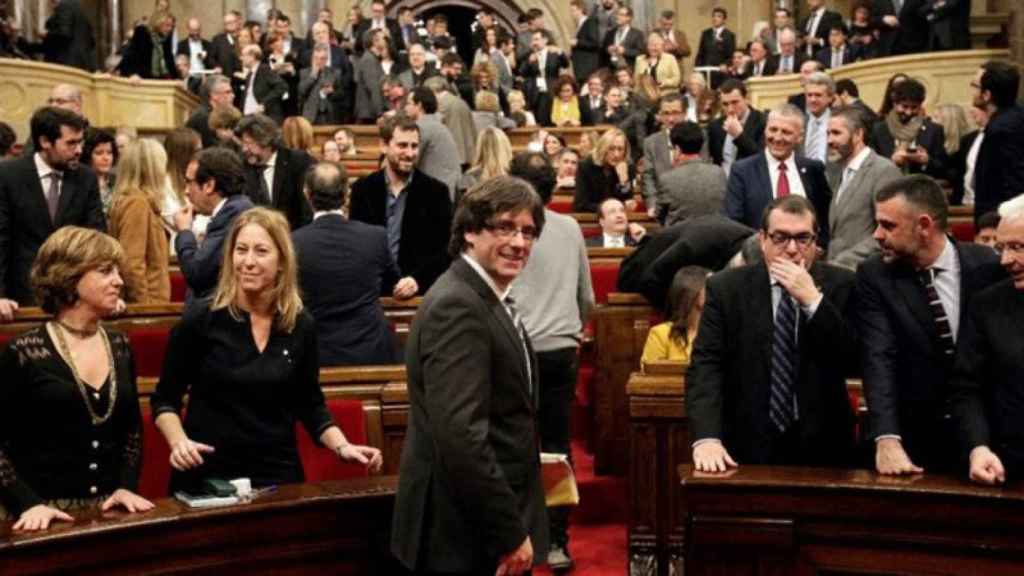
[573,157,636,213]
[874,0,929,55]
[118,25,177,79]
[392,257,549,572]
[799,9,844,56]
[948,129,979,206]
[849,98,881,130]
[695,27,736,68]
[243,147,313,232]
[585,234,637,248]
[923,0,971,50]
[174,194,254,303]
[572,16,602,83]
[741,56,778,78]
[579,95,607,126]
[687,261,857,465]
[951,279,1024,478]
[518,49,569,121]
[209,32,240,78]
[814,44,862,69]
[298,45,354,122]
[774,51,806,75]
[870,117,948,181]
[234,63,288,123]
[856,241,1004,469]
[349,169,453,294]
[600,26,645,69]
[974,105,1024,224]
[292,215,399,366]
[707,108,767,167]
[617,215,754,309]
[176,37,213,67]
[724,152,832,247]
[0,156,106,304]
[42,0,96,72]
[186,105,217,148]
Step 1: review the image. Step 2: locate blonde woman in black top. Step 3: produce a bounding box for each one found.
[0,227,153,530]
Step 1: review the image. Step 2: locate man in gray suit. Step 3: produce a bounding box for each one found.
[825,106,901,269]
[404,87,462,198]
[392,175,550,575]
[354,29,387,123]
[641,93,686,218]
[297,43,344,125]
[659,122,728,226]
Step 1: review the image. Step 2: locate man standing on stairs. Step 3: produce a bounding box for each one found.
[510,152,595,573]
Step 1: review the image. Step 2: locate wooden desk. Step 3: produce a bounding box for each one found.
[0,476,400,575]
[680,464,1024,575]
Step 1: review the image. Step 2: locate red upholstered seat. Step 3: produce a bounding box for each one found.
[138,404,172,500]
[0,332,13,351]
[169,270,187,303]
[581,226,600,238]
[589,260,621,304]
[296,398,369,481]
[547,197,573,214]
[950,220,975,243]
[127,327,173,378]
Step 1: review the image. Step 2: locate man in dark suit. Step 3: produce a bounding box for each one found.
[570,0,601,84]
[924,0,970,51]
[725,104,832,247]
[236,44,287,123]
[707,79,766,173]
[293,162,404,367]
[209,10,242,78]
[601,5,645,70]
[397,43,438,91]
[687,195,856,471]
[775,28,805,75]
[172,147,254,304]
[359,0,403,53]
[857,175,1004,475]
[814,24,861,70]
[951,206,1024,485]
[176,17,212,73]
[186,75,235,148]
[392,175,549,575]
[871,78,948,182]
[41,0,96,72]
[519,30,569,127]
[972,61,1024,226]
[799,0,843,58]
[297,44,347,125]
[695,7,736,88]
[741,40,777,78]
[835,78,880,129]
[585,198,643,248]
[579,74,607,126]
[874,0,928,56]
[0,107,104,316]
[236,114,313,232]
[349,116,453,296]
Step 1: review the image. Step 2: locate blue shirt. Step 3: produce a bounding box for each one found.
[385,173,410,264]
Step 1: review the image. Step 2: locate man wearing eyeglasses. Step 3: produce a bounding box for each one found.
[393,175,549,576]
[951,199,1024,485]
[687,195,856,472]
[857,175,1004,477]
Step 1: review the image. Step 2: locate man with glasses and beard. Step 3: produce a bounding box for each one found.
[349,115,452,296]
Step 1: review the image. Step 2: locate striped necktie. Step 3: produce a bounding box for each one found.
[918,269,955,360]
[503,296,533,394]
[769,290,799,433]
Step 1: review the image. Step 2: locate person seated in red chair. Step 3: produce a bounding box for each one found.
[586,198,646,247]
[151,208,382,495]
[0,227,153,531]
[554,148,580,194]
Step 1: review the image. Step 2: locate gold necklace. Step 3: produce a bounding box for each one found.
[50,322,118,426]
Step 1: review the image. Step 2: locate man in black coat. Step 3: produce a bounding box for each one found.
[707,79,766,171]
[870,78,948,182]
[186,75,235,148]
[570,0,601,84]
[42,0,96,72]
[694,7,736,88]
[235,44,288,123]
[600,5,645,70]
[209,10,242,78]
[519,31,569,127]
[873,0,928,56]
[349,116,453,296]
[687,195,856,471]
[236,114,313,232]
[799,0,844,58]
[392,176,549,575]
[951,207,1024,485]
[176,17,213,73]
[972,61,1024,225]
[0,107,104,316]
[857,175,1005,476]
[293,162,402,367]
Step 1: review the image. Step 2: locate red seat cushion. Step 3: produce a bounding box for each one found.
[297,398,369,482]
[138,404,172,500]
[547,198,573,214]
[950,220,975,243]
[126,327,172,378]
[582,226,600,238]
[169,270,187,303]
[590,261,622,304]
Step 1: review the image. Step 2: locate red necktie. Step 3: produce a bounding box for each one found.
[777,162,790,197]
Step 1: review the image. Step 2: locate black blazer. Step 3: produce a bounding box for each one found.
[518,49,569,113]
[349,169,453,294]
[0,156,106,304]
[242,147,314,232]
[774,51,806,75]
[687,261,857,466]
[973,105,1024,224]
[185,105,217,148]
[573,157,636,213]
[392,257,549,572]
[174,194,254,303]
[951,279,1024,477]
[119,25,177,79]
[176,37,213,67]
[799,9,844,56]
[209,32,240,78]
[874,0,929,55]
[856,241,1004,469]
[233,63,288,123]
[707,107,767,167]
[579,95,607,126]
[724,152,832,247]
[572,16,602,83]
[814,44,862,69]
[870,117,948,181]
[585,234,637,248]
[948,130,979,206]
[600,26,645,69]
[741,56,778,78]
[42,0,96,72]
[292,215,399,366]
[694,27,736,68]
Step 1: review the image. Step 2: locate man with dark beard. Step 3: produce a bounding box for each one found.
[870,78,947,181]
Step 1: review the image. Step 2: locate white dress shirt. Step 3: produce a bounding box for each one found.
[804,109,830,163]
[963,130,984,205]
[766,151,807,199]
[261,151,278,203]
[602,233,627,248]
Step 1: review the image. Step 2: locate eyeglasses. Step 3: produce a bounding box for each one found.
[994,241,1024,255]
[767,231,816,247]
[485,221,538,242]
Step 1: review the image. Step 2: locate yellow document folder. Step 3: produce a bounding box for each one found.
[541,452,579,507]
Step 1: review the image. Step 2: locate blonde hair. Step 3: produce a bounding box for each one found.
[30,227,125,314]
[933,103,969,156]
[282,116,316,153]
[592,127,629,165]
[507,89,527,112]
[112,139,168,212]
[149,10,174,34]
[164,128,200,204]
[470,127,513,180]
[475,90,501,113]
[211,207,303,333]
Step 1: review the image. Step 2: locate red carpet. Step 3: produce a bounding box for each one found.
[535,442,627,575]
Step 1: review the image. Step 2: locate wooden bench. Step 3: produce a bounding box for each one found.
[314,125,608,151]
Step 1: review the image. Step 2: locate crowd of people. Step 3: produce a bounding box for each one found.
[0,0,1023,575]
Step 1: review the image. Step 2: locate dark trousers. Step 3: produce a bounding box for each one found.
[536,347,578,548]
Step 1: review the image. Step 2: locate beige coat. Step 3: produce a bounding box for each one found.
[108,193,171,303]
[635,54,681,97]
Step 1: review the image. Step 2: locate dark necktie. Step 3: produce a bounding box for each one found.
[45,172,61,223]
[918,268,955,359]
[777,162,790,197]
[770,290,799,433]
[503,295,533,395]
[254,165,271,206]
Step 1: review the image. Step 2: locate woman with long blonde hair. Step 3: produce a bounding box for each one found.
[151,207,382,494]
[458,128,513,196]
[573,127,636,212]
[107,139,171,303]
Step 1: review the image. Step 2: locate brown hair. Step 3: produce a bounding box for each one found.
[449,176,546,257]
[31,227,125,314]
